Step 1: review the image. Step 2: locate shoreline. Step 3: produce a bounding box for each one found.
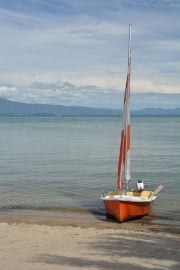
[0,208,180,234]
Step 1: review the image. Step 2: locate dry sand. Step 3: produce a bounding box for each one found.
[0,212,180,270]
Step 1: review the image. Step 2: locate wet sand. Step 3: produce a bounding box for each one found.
[0,210,180,270]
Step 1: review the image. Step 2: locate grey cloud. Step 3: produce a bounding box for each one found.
[0,80,179,109]
[0,80,116,105]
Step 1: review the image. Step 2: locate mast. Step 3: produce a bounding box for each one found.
[117,25,132,192]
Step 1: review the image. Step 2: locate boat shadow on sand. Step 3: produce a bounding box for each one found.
[89,208,180,234]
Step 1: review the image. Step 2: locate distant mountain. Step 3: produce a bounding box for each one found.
[0,97,180,116]
[0,98,119,116]
[132,107,180,116]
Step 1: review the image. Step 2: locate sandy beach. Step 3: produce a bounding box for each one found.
[0,211,180,270]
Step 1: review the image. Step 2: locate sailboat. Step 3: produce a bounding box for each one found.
[101,25,163,222]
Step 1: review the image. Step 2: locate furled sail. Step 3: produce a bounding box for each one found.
[117,25,131,192]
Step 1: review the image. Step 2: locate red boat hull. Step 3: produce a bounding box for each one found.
[103,199,152,222]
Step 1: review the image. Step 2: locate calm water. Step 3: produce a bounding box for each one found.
[0,116,179,220]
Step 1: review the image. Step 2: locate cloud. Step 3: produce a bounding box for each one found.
[0,80,117,105]
[0,0,179,100]
[0,80,179,109]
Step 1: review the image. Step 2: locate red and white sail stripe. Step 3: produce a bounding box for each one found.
[117,25,131,192]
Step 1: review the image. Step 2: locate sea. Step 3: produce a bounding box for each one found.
[0,116,179,223]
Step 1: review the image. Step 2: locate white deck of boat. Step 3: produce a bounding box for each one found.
[101,194,156,203]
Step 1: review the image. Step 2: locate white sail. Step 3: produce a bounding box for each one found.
[117,25,131,192]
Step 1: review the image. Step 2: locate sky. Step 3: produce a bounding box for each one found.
[0,0,179,109]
